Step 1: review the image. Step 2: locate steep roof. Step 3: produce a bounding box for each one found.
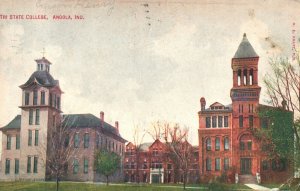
[20,71,58,88]
[233,33,258,59]
[0,115,21,131]
[62,114,126,143]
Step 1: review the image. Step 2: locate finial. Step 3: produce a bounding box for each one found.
[41,47,46,58]
[243,33,246,38]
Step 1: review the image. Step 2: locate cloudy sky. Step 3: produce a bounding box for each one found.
[0,0,300,151]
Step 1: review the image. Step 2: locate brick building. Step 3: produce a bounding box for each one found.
[124,139,199,184]
[0,57,126,181]
[198,34,293,183]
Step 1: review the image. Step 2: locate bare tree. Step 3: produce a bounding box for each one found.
[149,121,193,190]
[132,124,146,183]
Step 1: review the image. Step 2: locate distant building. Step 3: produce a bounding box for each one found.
[198,34,293,183]
[0,57,126,181]
[124,139,199,184]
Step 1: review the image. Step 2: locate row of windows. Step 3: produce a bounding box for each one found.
[6,135,20,150]
[262,159,287,171]
[206,116,229,128]
[65,133,123,154]
[72,159,89,174]
[5,156,38,175]
[37,63,50,72]
[206,158,230,171]
[239,115,254,128]
[24,91,60,110]
[206,137,229,151]
[239,104,254,113]
[28,130,39,146]
[29,109,40,125]
[240,141,252,151]
[237,68,254,86]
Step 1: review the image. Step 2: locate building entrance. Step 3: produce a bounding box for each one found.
[240,158,251,174]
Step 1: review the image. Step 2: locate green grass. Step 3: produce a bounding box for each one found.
[0,181,251,191]
[261,183,282,189]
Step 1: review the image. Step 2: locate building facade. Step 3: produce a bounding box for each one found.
[124,139,199,184]
[0,57,126,181]
[198,34,293,183]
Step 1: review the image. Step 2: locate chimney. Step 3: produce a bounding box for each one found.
[115,121,119,133]
[100,111,104,121]
[200,97,206,111]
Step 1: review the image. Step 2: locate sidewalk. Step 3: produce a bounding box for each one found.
[245,184,279,191]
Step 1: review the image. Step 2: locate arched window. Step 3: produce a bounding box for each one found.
[224,137,229,150]
[215,137,220,151]
[238,69,241,86]
[206,138,211,151]
[250,69,254,85]
[243,69,247,85]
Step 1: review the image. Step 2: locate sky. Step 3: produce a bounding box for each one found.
[0,0,300,154]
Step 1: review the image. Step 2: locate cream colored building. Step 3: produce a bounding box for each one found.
[0,57,126,181]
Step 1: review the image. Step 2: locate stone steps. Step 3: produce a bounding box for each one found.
[239,175,257,184]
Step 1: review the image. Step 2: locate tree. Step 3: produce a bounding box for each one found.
[94,150,121,185]
[45,115,76,191]
[149,121,193,190]
[132,124,146,183]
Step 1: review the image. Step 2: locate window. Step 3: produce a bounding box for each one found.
[74,133,80,148]
[206,138,211,151]
[224,137,229,150]
[35,130,39,146]
[152,149,159,156]
[238,69,241,86]
[262,160,268,171]
[206,117,211,128]
[35,109,40,125]
[247,141,252,150]
[206,158,211,171]
[73,159,79,174]
[239,115,243,128]
[28,130,32,146]
[215,158,220,171]
[249,115,253,128]
[84,133,89,148]
[215,137,220,151]
[240,142,245,151]
[224,158,229,170]
[54,94,57,108]
[96,135,100,149]
[224,116,228,127]
[29,109,33,125]
[261,118,269,129]
[6,135,11,150]
[49,93,53,106]
[278,158,287,171]
[64,134,70,148]
[218,116,223,127]
[57,97,61,110]
[25,92,30,105]
[84,159,88,174]
[5,159,10,174]
[15,159,19,174]
[33,90,38,105]
[250,69,253,85]
[16,135,20,149]
[212,116,217,128]
[41,91,45,105]
[27,156,31,173]
[33,156,38,173]
[243,69,247,85]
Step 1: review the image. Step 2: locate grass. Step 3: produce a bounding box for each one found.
[0,181,252,191]
[261,183,282,189]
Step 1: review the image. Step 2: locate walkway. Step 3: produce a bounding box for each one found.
[245,184,279,191]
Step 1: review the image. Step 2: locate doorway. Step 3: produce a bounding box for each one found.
[240,158,252,174]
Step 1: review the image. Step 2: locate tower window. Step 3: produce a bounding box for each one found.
[33,90,38,105]
[49,93,53,106]
[243,69,247,85]
[25,92,30,105]
[6,135,11,150]
[57,97,61,110]
[239,115,243,128]
[16,135,20,149]
[249,115,254,128]
[250,69,254,85]
[238,69,241,86]
[41,91,45,105]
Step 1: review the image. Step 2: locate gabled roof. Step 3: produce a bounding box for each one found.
[62,114,126,143]
[210,102,224,107]
[20,71,58,88]
[233,33,258,59]
[0,115,21,131]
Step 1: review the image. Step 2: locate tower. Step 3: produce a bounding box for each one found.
[18,57,63,180]
[230,33,261,175]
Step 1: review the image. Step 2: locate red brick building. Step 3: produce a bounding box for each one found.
[198,34,292,183]
[124,139,199,184]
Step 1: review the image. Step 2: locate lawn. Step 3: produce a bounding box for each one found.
[0,181,251,191]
